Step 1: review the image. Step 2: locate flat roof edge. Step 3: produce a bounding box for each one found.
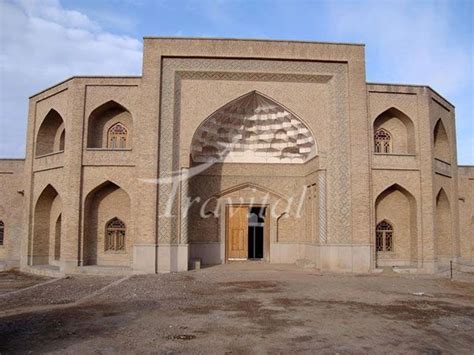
[367,82,454,108]
[29,76,142,99]
[143,36,365,47]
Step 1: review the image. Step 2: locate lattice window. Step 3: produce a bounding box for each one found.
[376,220,393,252]
[105,217,126,251]
[374,128,392,153]
[107,123,128,149]
[0,220,4,246]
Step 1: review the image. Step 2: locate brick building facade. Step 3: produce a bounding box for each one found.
[0,38,472,275]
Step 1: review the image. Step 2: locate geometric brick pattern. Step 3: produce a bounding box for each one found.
[318,170,328,243]
[158,58,351,244]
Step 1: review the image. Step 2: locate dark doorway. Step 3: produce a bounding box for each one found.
[248,207,265,259]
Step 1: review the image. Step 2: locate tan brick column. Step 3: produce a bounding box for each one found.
[60,81,85,272]
[20,100,37,268]
[418,91,436,270]
[132,43,161,273]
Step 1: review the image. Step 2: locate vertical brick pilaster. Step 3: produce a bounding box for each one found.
[60,81,85,271]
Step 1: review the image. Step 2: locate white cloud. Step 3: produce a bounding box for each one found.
[19,0,100,31]
[0,0,142,157]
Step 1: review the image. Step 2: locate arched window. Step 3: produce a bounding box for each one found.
[105,217,126,251]
[107,123,128,149]
[0,221,4,246]
[374,129,392,153]
[376,220,393,252]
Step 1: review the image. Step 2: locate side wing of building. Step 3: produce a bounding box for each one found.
[0,159,25,269]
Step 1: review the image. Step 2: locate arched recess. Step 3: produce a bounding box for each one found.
[54,214,62,261]
[435,188,452,260]
[57,126,65,151]
[190,91,317,164]
[83,181,131,266]
[35,109,65,157]
[32,185,62,265]
[0,220,4,246]
[433,119,450,163]
[373,107,415,154]
[87,101,133,149]
[375,184,417,266]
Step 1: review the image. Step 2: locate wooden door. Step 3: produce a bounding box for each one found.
[227,206,248,260]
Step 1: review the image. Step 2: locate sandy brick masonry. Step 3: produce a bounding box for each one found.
[0,159,24,269]
[0,38,472,274]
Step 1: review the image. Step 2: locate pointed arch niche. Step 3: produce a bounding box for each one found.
[35,109,65,157]
[87,101,133,149]
[31,185,62,265]
[191,91,317,164]
[433,119,451,163]
[83,181,131,266]
[373,107,415,155]
[375,184,417,266]
[435,188,453,261]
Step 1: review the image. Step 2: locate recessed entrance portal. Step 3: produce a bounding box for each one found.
[226,205,268,262]
[248,207,265,259]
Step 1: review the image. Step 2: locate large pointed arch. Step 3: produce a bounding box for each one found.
[373,107,415,154]
[32,184,62,265]
[191,91,317,164]
[83,180,131,266]
[433,119,450,163]
[375,183,418,266]
[87,100,133,149]
[35,109,65,157]
[375,183,416,205]
[435,188,452,259]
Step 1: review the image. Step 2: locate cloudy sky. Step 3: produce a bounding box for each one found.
[1,0,472,163]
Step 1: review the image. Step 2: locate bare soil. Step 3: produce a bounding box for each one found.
[0,270,49,296]
[0,264,473,354]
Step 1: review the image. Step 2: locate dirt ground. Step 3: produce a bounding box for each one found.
[0,270,50,296]
[0,264,473,354]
